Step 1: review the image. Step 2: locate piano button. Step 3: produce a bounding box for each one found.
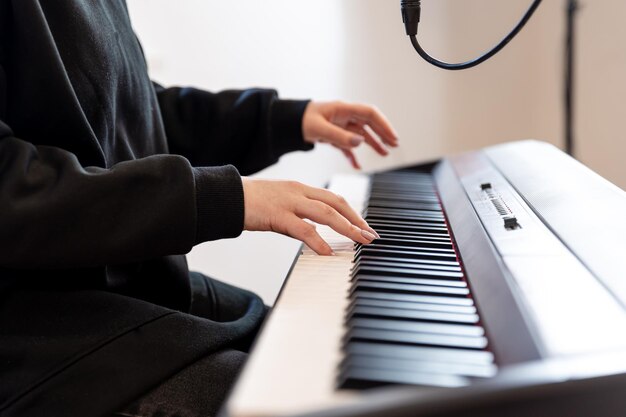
[351,317,484,337]
[352,290,475,307]
[349,306,479,324]
[342,355,497,379]
[354,276,467,289]
[346,342,495,366]
[338,368,468,390]
[351,298,477,315]
[352,281,470,297]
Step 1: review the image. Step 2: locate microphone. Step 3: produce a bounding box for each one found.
[401,0,543,70]
[400,0,421,37]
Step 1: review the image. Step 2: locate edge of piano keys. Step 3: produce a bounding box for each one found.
[226,174,371,417]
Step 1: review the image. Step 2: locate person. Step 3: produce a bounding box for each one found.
[0,1,398,416]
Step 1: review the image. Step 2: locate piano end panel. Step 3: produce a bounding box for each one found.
[433,157,545,366]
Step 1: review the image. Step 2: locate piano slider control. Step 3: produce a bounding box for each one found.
[503,215,519,230]
[480,182,521,230]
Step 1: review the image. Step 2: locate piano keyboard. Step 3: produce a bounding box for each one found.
[339,171,497,389]
[227,141,626,417]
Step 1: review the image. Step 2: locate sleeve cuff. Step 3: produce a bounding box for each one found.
[270,99,314,155]
[192,165,244,244]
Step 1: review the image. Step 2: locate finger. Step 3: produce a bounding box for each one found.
[345,104,399,147]
[316,119,365,150]
[302,186,380,239]
[341,149,362,170]
[283,215,334,256]
[297,200,374,245]
[347,123,389,157]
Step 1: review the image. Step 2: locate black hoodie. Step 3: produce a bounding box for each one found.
[0,0,311,415]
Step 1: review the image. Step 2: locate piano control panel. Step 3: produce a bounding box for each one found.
[479,182,521,230]
[451,152,626,358]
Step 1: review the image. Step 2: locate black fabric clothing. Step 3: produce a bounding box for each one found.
[0,0,311,415]
[2,274,268,417]
[116,349,249,417]
[114,274,268,417]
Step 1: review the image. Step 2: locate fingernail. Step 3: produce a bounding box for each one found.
[350,135,365,146]
[361,229,377,242]
[365,226,381,239]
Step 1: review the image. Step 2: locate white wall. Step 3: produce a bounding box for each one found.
[126,0,623,303]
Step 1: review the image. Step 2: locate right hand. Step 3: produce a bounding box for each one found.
[241,178,380,255]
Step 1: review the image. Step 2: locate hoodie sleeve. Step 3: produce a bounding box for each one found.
[0,118,244,270]
[154,84,313,176]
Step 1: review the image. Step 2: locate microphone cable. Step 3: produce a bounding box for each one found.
[401,0,543,71]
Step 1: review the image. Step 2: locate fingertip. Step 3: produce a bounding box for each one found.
[365,226,381,240]
[350,135,365,147]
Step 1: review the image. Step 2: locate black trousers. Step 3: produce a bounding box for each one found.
[114,273,268,417]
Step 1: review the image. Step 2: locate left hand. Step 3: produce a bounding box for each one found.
[302,101,399,170]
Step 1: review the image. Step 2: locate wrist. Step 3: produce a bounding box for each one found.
[270,99,314,153]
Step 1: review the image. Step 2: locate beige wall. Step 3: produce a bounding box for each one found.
[126,0,625,302]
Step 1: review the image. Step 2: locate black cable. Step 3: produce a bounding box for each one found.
[565,0,579,156]
[402,0,543,71]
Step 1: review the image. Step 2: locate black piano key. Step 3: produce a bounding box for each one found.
[352,262,463,277]
[355,255,460,268]
[365,212,445,223]
[351,281,470,297]
[368,202,442,211]
[369,190,440,199]
[365,207,445,218]
[354,275,466,289]
[363,239,453,251]
[373,232,451,243]
[346,328,488,349]
[352,290,475,307]
[342,355,498,379]
[355,247,458,262]
[361,243,456,255]
[349,305,479,324]
[351,297,477,315]
[353,259,462,273]
[339,368,467,390]
[367,221,449,233]
[351,317,484,337]
[352,266,464,280]
[368,218,448,228]
[346,342,495,365]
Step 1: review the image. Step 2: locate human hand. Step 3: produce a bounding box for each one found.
[241,177,380,255]
[302,101,399,170]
